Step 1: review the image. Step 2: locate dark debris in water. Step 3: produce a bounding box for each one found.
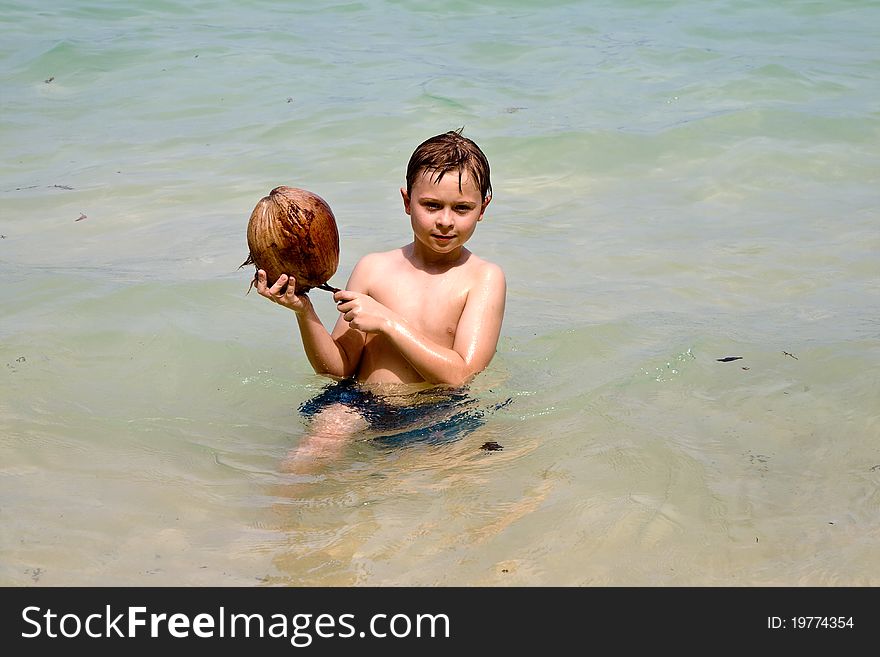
[480,441,503,452]
[12,184,73,192]
[716,356,743,362]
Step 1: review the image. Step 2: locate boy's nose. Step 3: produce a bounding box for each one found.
[435,210,454,228]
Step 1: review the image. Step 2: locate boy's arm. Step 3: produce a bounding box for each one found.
[255,269,365,379]
[449,263,506,378]
[335,262,506,386]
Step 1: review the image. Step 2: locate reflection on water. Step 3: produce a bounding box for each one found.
[265,396,545,586]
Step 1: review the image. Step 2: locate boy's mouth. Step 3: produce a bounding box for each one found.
[432,233,455,241]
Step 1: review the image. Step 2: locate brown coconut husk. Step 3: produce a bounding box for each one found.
[240,186,340,295]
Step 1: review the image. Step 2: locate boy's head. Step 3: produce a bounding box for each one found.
[406,129,492,203]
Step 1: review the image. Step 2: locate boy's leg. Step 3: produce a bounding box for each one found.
[281,402,369,474]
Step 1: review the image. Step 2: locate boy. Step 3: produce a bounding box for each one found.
[255,130,506,467]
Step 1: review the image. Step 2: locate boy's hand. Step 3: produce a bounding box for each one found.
[255,270,310,313]
[334,290,391,334]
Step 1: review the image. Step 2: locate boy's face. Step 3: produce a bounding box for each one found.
[401,169,490,258]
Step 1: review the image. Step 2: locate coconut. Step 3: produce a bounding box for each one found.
[241,186,340,295]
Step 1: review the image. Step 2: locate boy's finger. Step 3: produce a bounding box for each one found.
[255,270,268,293]
[333,290,357,304]
[269,274,288,295]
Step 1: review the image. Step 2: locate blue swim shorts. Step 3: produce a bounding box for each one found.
[298,378,493,446]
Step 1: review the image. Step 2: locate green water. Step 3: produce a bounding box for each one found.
[1,0,878,585]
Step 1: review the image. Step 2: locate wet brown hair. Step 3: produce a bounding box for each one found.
[405,128,492,202]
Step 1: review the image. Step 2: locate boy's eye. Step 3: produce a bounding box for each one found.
[455,205,472,213]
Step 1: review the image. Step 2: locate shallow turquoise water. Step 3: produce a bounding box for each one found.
[1,0,878,585]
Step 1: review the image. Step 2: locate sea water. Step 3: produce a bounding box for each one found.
[1,0,878,585]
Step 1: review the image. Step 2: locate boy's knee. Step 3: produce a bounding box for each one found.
[309,403,369,436]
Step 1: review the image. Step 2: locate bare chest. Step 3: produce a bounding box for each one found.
[372,271,469,345]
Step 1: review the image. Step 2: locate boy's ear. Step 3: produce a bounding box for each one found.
[478,193,492,220]
[400,187,411,214]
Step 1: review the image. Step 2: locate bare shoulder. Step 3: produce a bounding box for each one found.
[465,253,506,287]
[352,248,405,274]
[347,248,407,291]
